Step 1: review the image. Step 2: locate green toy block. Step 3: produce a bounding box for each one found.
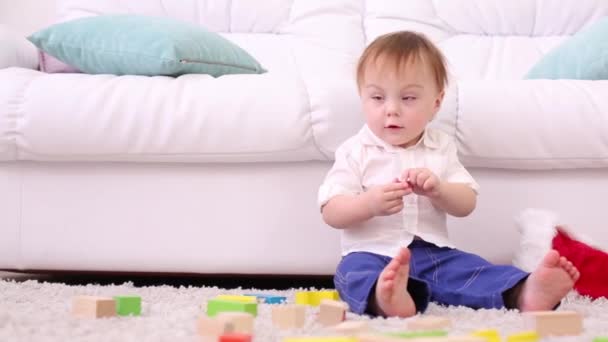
[113,296,141,316]
[384,330,448,338]
[206,299,257,317]
[593,338,608,342]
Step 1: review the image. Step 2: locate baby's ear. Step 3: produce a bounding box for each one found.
[435,90,445,109]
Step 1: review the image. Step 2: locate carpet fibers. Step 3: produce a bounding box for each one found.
[1,279,607,341]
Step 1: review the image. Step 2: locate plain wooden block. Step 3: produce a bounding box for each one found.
[318,299,348,326]
[357,334,407,342]
[197,315,235,337]
[407,315,451,331]
[215,312,254,334]
[524,311,583,336]
[272,305,306,329]
[331,321,370,335]
[71,296,116,318]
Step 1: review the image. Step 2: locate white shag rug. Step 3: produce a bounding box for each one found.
[1,279,607,342]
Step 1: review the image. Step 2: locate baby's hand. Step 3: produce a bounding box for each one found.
[401,168,441,198]
[364,182,412,216]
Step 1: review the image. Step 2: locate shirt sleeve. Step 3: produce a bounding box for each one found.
[443,139,480,194]
[318,145,363,209]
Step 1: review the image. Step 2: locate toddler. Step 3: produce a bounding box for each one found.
[318,31,580,317]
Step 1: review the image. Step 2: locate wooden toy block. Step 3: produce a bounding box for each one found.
[283,338,357,342]
[295,290,340,306]
[215,312,254,334]
[524,310,583,336]
[385,330,448,339]
[216,295,257,303]
[219,333,252,342]
[318,299,348,326]
[471,329,501,342]
[331,321,370,335]
[357,334,410,342]
[113,295,141,316]
[506,331,539,342]
[244,293,286,304]
[406,315,451,331]
[207,299,258,317]
[272,304,306,329]
[71,296,116,318]
[196,315,235,337]
[359,334,483,342]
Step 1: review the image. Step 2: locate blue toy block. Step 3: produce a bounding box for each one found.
[244,293,286,304]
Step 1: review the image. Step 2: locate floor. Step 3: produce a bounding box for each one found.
[0,270,335,289]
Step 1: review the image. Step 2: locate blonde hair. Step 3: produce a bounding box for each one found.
[356,31,448,92]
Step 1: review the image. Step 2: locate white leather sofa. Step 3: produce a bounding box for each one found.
[1,0,607,276]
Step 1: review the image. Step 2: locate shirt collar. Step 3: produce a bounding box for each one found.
[359,124,440,151]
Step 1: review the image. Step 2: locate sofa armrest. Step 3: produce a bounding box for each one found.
[0,24,39,70]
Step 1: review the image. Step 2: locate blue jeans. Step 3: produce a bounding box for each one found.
[333,239,529,315]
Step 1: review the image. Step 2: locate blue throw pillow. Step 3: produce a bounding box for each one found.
[526,17,608,80]
[27,15,266,77]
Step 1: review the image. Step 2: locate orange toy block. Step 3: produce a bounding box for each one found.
[318,299,348,326]
[407,315,451,331]
[272,304,306,329]
[219,333,252,342]
[197,315,235,337]
[332,321,370,335]
[71,296,116,318]
[524,311,583,336]
[215,312,254,334]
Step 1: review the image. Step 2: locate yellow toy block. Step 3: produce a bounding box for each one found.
[295,290,339,306]
[472,329,501,342]
[216,295,257,303]
[506,331,539,342]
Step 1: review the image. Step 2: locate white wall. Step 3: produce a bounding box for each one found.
[0,0,56,36]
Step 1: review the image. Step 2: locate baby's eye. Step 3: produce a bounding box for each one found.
[402,96,417,101]
[372,95,383,101]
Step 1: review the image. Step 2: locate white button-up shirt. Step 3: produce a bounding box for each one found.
[318,125,480,257]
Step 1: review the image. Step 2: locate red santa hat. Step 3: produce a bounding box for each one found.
[513,209,608,299]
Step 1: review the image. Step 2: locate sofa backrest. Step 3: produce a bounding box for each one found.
[366,0,608,80]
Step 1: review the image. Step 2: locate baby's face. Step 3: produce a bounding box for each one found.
[359,57,444,148]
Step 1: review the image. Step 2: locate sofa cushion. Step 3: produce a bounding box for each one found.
[29,14,266,77]
[455,80,608,169]
[526,17,608,80]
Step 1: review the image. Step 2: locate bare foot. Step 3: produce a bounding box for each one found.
[518,249,580,311]
[371,247,416,317]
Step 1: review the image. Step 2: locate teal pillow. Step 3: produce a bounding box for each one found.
[27,15,266,77]
[526,17,608,80]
